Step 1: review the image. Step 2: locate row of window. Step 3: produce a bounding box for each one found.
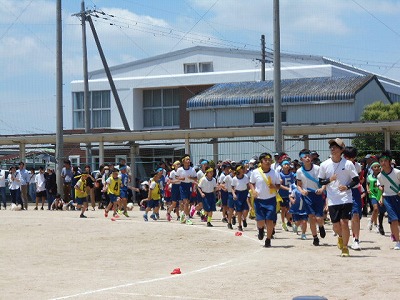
[72,89,285,129]
[184,62,213,74]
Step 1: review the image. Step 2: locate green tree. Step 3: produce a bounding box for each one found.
[353,101,400,161]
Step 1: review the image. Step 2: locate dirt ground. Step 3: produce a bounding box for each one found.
[0,204,399,300]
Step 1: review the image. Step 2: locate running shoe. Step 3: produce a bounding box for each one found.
[200,215,207,222]
[113,214,120,218]
[227,223,233,230]
[156,213,160,220]
[237,225,243,232]
[374,224,380,234]
[301,233,307,240]
[189,205,196,217]
[207,222,213,227]
[232,216,236,225]
[319,226,326,238]
[258,228,265,240]
[104,210,108,218]
[292,224,298,234]
[150,214,157,221]
[282,223,288,231]
[80,214,87,218]
[117,210,122,215]
[341,247,350,257]
[351,240,361,251]
[264,238,271,248]
[221,217,228,223]
[186,219,193,225]
[243,219,247,228]
[180,213,186,224]
[337,236,344,250]
[313,237,320,246]
[378,225,385,236]
[123,211,129,218]
[143,214,148,221]
[166,213,172,222]
[394,242,400,250]
[287,221,292,227]
[367,219,373,231]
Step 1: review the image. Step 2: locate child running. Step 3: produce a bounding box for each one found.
[366,162,385,235]
[278,160,295,231]
[197,167,217,227]
[289,182,308,239]
[104,168,121,219]
[143,168,163,221]
[231,164,250,231]
[177,155,197,225]
[74,172,89,218]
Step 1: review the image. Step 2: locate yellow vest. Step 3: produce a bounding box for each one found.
[75,178,88,198]
[107,176,121,196]
[150,179,161,200]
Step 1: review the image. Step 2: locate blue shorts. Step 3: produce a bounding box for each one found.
[370,197,379,206]
[148,199,160,209]
[351,188,362,219]
[292,214,308,222]
[234,190,249,212]
[254,197,277,222]
[280,197,290,208]
[120,189,128,199]
[220,190,229,206]
[383,195,400,223]
[202,192,216,212]
[109,194,119,203]
[227,193,234,209]
[303,192,324,217]
[171,184,181,202]
[180,182,192,200]
[76,197,87,206]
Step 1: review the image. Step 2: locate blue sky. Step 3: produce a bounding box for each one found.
[0,0,399,134]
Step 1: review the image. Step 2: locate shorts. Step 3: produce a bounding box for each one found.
[180,182,192,200]
[220,190,229,206]
[292,214,308,222]
[202,192,216,212]
[120,189,128,199]
[109,194,119,203]
[227,193,234,209]
[234,190,249,212]
[148,199,160,209]
[76,197,87,206]
[370,197,379,206]
[280,197,290,208]
[351,188,362,218]
[383,195,400,223]
[171,184,181,202]
[303,192,324,217]
[254,197,277,222]
[328,203,353,223]
[36,190,46,198]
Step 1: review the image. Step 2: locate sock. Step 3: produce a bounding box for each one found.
[207,216,212,223]
[313,235,318,239]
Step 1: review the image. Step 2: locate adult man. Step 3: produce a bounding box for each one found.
[318,138,359,257]
[249,152,281,248]
[377,150,400,250]
[18,162,30,210]
[61,160,73,201]
[296,149,326,246]
[0,168,6,209]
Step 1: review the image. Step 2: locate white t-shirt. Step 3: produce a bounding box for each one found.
[377,168,400,196]
[197,170,205,180]
[177,166,197,183]
[318,157,358,205]
[296,164,320,191]
[0,170,6,187]
[250,168,280,200]
[198,176,217,193]
[223,174,234,192]
[35,173,46,192]
[232,174,249,191]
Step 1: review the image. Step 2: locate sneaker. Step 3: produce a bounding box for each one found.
[351,240,361,250]
[150,214,157,221]
[292,224,298,234]
[143,214,148,222]
[287,221,292,227]
[394,242,400,250]
[40,207,44,210]
[34,207,38,210]
[367,219,373,231]
[374,224,380,234]
[282,223,288,231]
[155,213,160,220]
[104,211,108,218]
[264,238,271,248]
[391,234,395,242]
[200,215,207,222]
[337,236,344,250]
[319,226,326,238]
[186,219,193,225]
[190,205,196,217]
[166,213,172,222]
[243,219,247,228]
[379,225,385,236]
[180,214,186,224]
[207,222,213,227]
[232,216,236,225]
[341,247,350,257]
[222,217,228,223]
[237,225,243,232]
[123,211,129,218]
[80,214,87,218]
[113,213,120,219]
[258,228,265,240]
[117,210,122,215]
[301,233,307,240]
[313,237,320,246]
[227,223,233,230]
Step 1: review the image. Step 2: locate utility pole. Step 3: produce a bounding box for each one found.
[55,0,64,195]
[81,0,92,168]
[273,0,283,153]
[261,34,266,81]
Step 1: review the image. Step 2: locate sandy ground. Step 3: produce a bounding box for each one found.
[0,204,399,300]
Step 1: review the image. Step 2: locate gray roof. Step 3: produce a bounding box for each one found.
[187,75,389,110]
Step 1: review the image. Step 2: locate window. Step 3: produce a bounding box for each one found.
[72,91,111,129]
[143,88,180,128]
[184,63,197,74]
[254,111,287,124]
[199,62,213,73]
[69,155,80,167]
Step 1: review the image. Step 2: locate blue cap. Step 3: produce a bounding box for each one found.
[119,166,127,171]
[200,160,209,165]
[156,167,163,173]
[281,160,290,166]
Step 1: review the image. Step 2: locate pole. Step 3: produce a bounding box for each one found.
[56,0,64,195]
[81,0,92,168]
[273,0,283,153]
[261,34,266,81]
